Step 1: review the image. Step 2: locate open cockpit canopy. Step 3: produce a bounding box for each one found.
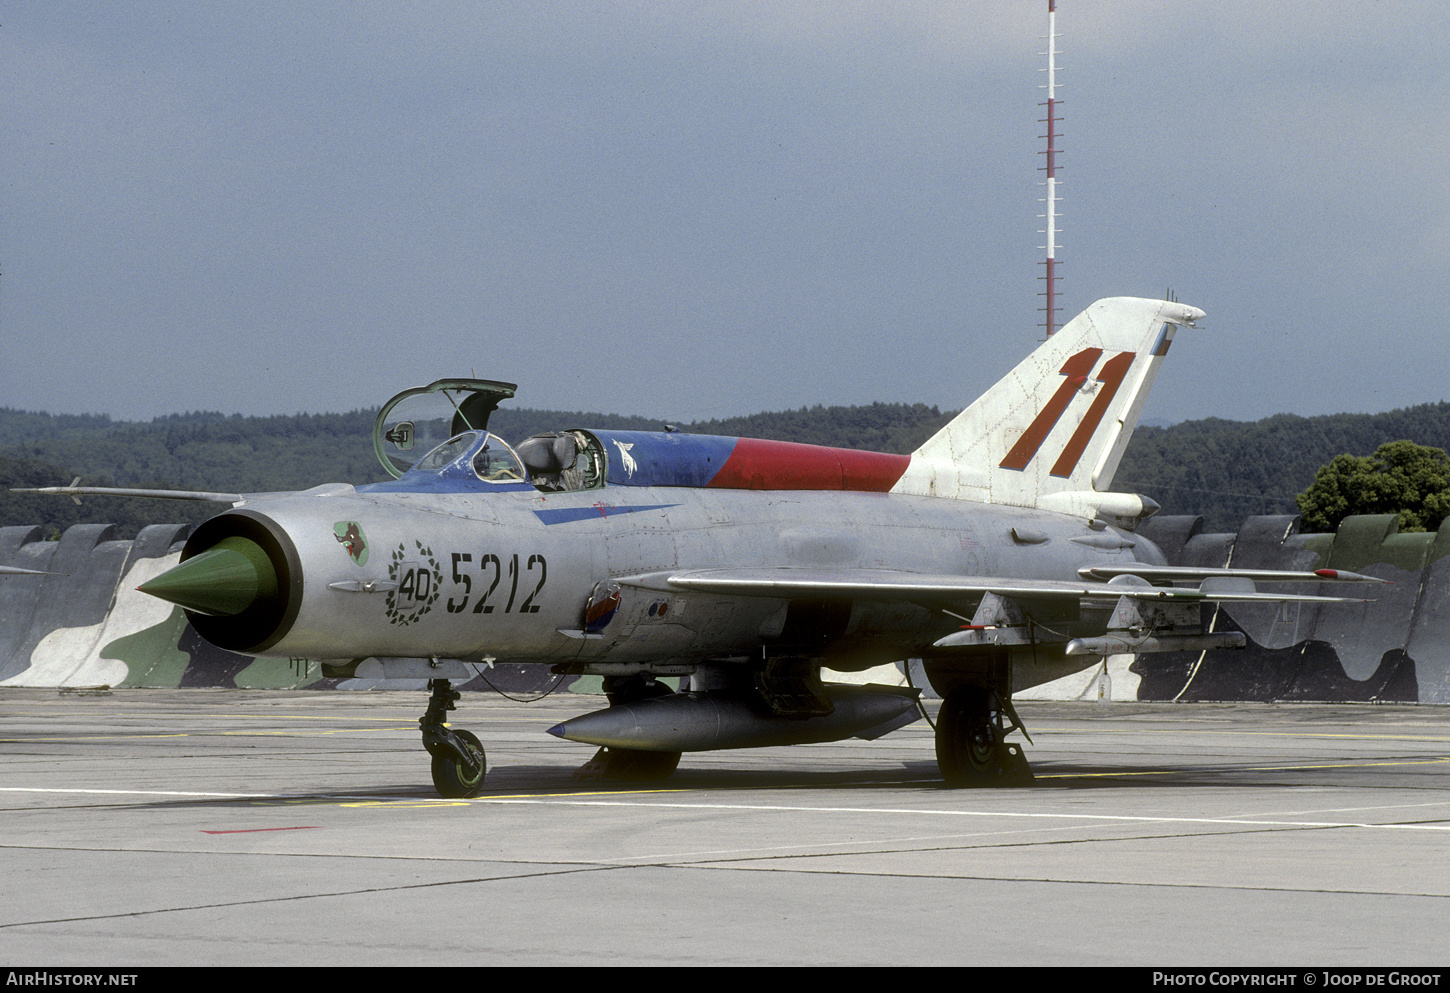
[374,379,518,479]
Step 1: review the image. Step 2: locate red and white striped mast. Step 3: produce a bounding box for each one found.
[1040,0,1062,337]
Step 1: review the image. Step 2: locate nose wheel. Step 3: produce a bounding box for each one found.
[431,728,486,797]
[420,679,488,798]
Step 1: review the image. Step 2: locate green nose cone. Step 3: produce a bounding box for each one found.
[139,536,279,617]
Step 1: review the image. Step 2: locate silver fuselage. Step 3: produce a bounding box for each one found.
[224,483,1164,685]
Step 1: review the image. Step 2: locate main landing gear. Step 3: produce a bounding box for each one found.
[934,685,1034,787]
[420,679,488,798]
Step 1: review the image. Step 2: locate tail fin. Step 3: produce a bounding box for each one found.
[890,297,1205,520]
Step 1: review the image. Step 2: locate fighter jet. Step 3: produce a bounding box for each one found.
[21,298,1380,796]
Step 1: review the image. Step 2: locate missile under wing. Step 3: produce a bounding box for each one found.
[33,298,1379,796]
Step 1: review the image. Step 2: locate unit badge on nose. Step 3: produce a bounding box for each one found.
[333,521,369,566]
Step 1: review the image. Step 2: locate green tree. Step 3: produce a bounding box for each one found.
[1295,440,1450,533]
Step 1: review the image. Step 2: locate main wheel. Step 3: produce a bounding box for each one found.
[936,686,1006,786]
[431,729,487,798]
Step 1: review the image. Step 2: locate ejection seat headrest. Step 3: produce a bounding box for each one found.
[516,433,579,475]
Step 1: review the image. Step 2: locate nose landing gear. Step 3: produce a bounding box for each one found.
[420,679,488,798]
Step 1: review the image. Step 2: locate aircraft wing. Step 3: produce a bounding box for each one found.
[639,567,1377,604]
[10,481,353,506]
[12,484,247,504]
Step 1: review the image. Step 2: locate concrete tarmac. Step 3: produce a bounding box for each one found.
[2,687,1448,967]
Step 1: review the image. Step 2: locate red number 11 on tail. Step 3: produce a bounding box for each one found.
[999,348,1135,477]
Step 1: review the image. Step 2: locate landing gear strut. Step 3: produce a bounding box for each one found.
[935,686,1033,787]
[420,679,487,798]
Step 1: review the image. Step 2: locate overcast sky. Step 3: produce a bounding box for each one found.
[3,2,1446,428]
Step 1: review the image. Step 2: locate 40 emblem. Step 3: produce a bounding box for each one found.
[385,540,443,627]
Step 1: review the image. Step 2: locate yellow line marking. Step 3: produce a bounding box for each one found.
[1025,726,1450,743]
[0,787,269,798]
[218,727,419,737]
[0,726,419,743]
[0,734,194,742]
[0,709,421,722]
[1032,755,1450,779]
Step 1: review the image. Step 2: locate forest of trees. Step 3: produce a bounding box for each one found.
[4,399,1450,539]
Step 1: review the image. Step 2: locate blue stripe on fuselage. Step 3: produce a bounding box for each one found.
[590,431,738,487]
[533,503,679,525]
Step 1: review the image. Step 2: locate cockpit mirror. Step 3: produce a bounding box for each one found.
[385,421,415,451]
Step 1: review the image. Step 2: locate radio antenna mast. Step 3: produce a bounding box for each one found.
[1039,0,1063,337]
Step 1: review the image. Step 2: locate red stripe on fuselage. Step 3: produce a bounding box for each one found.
[709,438,910,491]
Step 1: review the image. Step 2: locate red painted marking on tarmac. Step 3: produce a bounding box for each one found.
[201,826,323,834]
